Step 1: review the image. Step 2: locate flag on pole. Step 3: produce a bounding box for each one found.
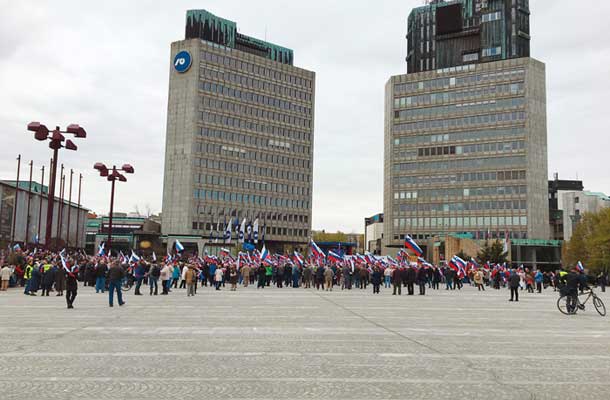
[310,240,325,259]
[175,239,185,253]
[224,218,233,244]
[239,219,246,243]
[253,218,259,244]
[130,250,141,263]
[404,235,423,257]
[152,252,157,262]
[261,245,271,265]
[576,261,585,273]
[98,242,105,256]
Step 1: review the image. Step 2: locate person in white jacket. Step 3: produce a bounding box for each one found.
[214,267,223,291]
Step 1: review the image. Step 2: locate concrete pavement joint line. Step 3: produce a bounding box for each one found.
[1,377,609,385]
[5,352,610,360]
[310,289,536,400]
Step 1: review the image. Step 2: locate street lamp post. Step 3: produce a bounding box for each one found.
[27,122,86,250]
[93,163,135,252]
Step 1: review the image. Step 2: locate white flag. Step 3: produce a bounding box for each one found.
[239,218,246,243]
[253,219,259,244]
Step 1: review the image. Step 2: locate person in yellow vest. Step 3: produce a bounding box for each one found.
[24,261,34,295]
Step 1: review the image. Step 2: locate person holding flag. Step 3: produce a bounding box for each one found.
[61,254,78,309]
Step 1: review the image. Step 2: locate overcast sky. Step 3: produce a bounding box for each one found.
[1,1,609,234]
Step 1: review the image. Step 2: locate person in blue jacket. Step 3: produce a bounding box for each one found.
[534,270,544,293]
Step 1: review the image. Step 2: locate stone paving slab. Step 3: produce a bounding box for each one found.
[1,283,609,399]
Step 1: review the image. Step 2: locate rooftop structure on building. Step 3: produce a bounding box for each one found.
[407,0,531,74]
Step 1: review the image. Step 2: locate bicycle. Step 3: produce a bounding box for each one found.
[121,275,134,292]
[557,288,606,316]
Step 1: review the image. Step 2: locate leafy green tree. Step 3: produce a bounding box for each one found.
[477,239,508,264]
[564,208,610,274]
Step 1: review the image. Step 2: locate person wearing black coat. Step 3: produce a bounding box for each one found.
[509,270,521,301]
[315,266,325,290]
[406,267,417,295]
[417,267,428,295]
[66,265,79,309]
[257,265,266,289]
[371,267,382,294]
[41,265,56,296]
[392,268,402,295]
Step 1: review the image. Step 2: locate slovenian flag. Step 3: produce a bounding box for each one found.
[293,251,304,266]
[175,239,185,253]
[261,245,271,265]
[130,250,140,263]
[310,240,325,259]
[576,261,585,272]
[404,235,423,257]
[327,251,343,264]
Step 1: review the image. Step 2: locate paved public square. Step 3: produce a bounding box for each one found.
[1,283,609,400]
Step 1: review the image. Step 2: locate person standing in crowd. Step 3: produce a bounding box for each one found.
[29,263,41,295]
[302,264,312,289]
[384,267,392,289]
[392,267,402,295]
[23,259,34,295]
[371,266,382,294]
[473,269,485,291]
[417,266,427,295]
[65,262,78,309]
[324,265,334,291]
[432,267,442,290]
[315,265,325,290]
[509,269,520,302]
[342,264,352,290]
[172,262,181,289]
[133,261,146,296]
[256,264,265,289]
[215,264,224,290]
[41,260,55,296]
[0,263,11,291]
[291,263,300,288]
[445,267,454,290]
[160,263,171,295]
[229,266,238,291]
[107,262,125,307]
[406,266,416,295]
[55,263,65,297]
[241,264,250,288]
[149,262,160,295]
[185,265,197,296]
[535,269,543,293]
[95,260,107,294]
[359,265,369,290]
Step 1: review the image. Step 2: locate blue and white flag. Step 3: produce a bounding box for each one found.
[224,218,233,244]
[576,261,585,273]
[152,252,157,262]
[253,218,259,244]
[175,239,185,252]
[129,250,140,263]
[238,219,246,243]
[98,242,105,256]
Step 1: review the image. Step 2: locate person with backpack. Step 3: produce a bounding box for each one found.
[149,263,160,295]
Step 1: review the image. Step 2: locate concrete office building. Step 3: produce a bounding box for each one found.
[383,0,548,255]
[548,176,583,241]
[559,190,610,242]
[162,10,315,253]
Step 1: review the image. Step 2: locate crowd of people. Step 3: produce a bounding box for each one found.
[0,246,607,309]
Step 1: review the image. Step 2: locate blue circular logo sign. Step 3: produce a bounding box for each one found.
[174,51,192,73]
